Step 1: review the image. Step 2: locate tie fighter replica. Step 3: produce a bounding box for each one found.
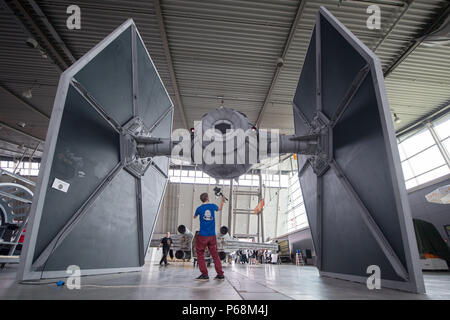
[18,7,424,293]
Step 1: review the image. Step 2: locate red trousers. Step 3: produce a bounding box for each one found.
[196,235,224,276]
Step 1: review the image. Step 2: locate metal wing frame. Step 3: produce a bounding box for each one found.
[18,19,173,280]
[293,7,424,293]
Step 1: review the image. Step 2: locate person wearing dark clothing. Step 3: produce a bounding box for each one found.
[158,232,173,266]
[258,250,264,264]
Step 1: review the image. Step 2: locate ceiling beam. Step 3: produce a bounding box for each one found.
[0,0,65,72]
[0,1,79,153]
[0,83,50,120]
[396,103,450,137]
[10,0,69,69]
[255,0,307,128]
[154,0,189,129]
[0,120,44,143]
[0,146,29,157]
[373,0,414,52]
[0,0,76,70]
[0,146,42,162]
[347,0,405,7]
[0,136,43,153]
[0,168,37,186]
[26,0,76,64]
[0,190,33,204]
[384,1,450,77]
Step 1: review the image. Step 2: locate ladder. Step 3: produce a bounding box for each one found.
[231,169,265,242]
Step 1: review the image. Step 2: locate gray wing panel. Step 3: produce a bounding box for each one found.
[296,159,319,256]
[333,72,407,268]
[321,167,403,281]
[150,110,173,174]
[141,166,168,254]
[18,19,172,280]
[42,169,139,271]
[33,84,120,262]
[292,7,424,293]
[137,36,173,129]
[74,27,134,126]
[141,110,173,252]
[293,27,317,126]
[320,17,367,120]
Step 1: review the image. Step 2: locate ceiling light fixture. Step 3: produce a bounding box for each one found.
[276,57,284,68]
[25,37,48,59]
[218,96,224,108]
[25,37,38,49]
[22,88,33,99]
[39,49,48,59]
[22,80,40,99]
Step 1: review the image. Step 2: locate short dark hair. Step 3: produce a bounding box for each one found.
[200,193,209,203]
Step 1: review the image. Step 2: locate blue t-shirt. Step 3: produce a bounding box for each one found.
[195,203,219,236]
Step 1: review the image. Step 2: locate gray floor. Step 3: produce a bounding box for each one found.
[1,262,449,300]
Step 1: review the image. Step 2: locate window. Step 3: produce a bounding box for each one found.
[398,113,450,190]
[285,172,308,233]
[235,174,259,187]
[443,139,450,155]
[433,113,450,160]
[398,129,434,161]
[434,114,450,141]
[407,146,445,176]
[0,160,40,176]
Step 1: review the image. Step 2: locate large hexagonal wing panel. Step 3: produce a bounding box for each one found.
[293,7,424,293]
[18,20,172,280]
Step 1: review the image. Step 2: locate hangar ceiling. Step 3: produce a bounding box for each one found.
[0,0,449,160]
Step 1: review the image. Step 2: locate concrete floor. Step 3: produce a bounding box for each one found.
[0,262,449,300]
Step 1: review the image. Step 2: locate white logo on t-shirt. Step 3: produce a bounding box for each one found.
[203,210,213,221]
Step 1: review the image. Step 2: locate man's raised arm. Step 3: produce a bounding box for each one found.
[218,195,225,211]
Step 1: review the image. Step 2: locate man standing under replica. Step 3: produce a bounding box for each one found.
[193,192,226,281]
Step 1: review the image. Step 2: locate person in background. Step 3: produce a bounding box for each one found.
[258,250,264,264]
[265,250,272,263]
[250,250,257,265]
[242,249,249,263]
[235,250,242,264]
[193,192,226,281]
[158,231,173,266]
